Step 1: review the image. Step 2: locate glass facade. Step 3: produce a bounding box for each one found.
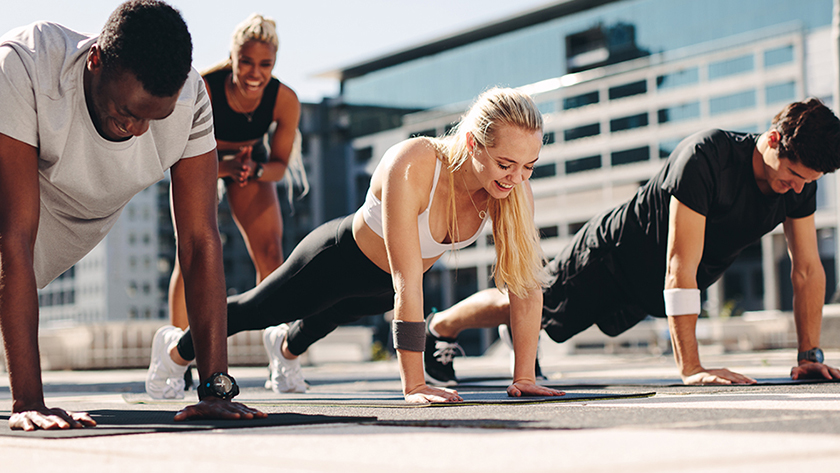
[340,0,830,109]
[765,81,796,104]
[658,101,701,124]
[708,54,755,80]
[764,44,795,68]
[709,89,757,116]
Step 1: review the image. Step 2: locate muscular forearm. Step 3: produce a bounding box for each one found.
[392,285,427,394]
[179,238,228,380]
[508,288,542,384]
[668,314,703,377]
[791,267,825,352]
[256,158,288,182]
[0,248,45,411]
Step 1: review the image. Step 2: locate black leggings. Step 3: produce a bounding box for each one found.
[176,215,395,360]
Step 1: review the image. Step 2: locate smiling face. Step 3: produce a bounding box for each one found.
[467,125,543,199]
[230,39,277,98]
[755,130,823,195]
[84,46,178,142]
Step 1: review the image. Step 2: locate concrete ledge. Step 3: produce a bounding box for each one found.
[0,322,374,371]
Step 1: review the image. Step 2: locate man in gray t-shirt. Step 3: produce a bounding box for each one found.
[0,1,263,430]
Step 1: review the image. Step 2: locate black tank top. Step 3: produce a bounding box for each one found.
[203,68,280,142]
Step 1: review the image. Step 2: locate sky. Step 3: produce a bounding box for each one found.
[0,0,556,103]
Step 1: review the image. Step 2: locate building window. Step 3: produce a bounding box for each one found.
[611,146,649,166]
[609,80,646,100]
[565,155,601,174]
[658,102,701,124]
[709,89,756,116]
[656,67,699,90]
[563,91,599,110]
[568,221,587,235]
[765,81,796,104]
[659,138,684,158]
[539,226,559,239]
[610,113,648,132]
[764,45,794,68]
[354,146,372,164]
[532,163,556,179]
[708,54,754,80]
[543,131,556,145]
[564,123,600,141]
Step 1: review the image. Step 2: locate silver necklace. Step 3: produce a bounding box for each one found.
[228,76,258,122]
[461,173,487,219]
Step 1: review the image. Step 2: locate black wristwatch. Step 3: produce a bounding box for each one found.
[797,347,824,364]
[197,372,240,401]
[251,162,264,180]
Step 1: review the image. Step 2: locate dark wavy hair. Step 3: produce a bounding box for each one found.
[97,0,192,97]
[773,98,840,174]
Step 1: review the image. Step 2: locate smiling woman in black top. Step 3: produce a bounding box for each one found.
[166,14,305,379]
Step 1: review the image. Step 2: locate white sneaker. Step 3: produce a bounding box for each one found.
[146,325,189,399]
[263,324,307,393]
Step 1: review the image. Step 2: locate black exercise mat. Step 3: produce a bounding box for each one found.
[455,376,840,389]
[124,390,655,407]
[0,409,376,439]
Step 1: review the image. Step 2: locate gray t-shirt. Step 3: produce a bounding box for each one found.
[0,22,215,288]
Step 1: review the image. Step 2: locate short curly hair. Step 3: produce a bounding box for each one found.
[97,0,192,97]
[773,98,840,174]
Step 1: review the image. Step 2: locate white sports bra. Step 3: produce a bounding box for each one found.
[362,159,490,258]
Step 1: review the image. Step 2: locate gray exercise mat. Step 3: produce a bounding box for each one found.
[454,376,840,389]
[0,409,376,439]
[123,390,656,407]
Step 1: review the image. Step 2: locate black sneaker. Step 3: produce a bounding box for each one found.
[424,311,464,386]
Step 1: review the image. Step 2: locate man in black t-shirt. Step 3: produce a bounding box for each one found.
[425,98,840,386]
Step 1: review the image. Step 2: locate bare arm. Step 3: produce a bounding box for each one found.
[0,133,96,430]
[169,150,228,379]
[380,141,461,403]
[169,149,265,420]
[783,215,840,380]
[665,196,755,385]
[258,84,300,182]
[506,182,563,397]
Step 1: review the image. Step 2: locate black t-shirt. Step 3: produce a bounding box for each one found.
[580,129,817,316]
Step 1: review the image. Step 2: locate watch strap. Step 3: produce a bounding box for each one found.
[797,347,824,364]
[197,372,240,400]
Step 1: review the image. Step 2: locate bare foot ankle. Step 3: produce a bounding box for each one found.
[169,346,190,366]
[281,339,298,360]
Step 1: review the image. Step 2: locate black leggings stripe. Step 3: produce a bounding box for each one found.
[177,215,394,360]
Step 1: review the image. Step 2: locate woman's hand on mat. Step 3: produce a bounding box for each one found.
[9,406,96,431]
[682,368,756,385]
[174,398,267,421]
[507,382,565,398]
[404,385,463,403]
[791,362,840,381]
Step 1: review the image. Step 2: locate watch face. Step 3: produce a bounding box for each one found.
[213,374,232,393]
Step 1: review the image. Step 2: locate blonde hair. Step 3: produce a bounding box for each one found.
[202,13,279,75]
[431,87,547,298]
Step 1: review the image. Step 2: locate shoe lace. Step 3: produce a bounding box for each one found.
[433,340,465,365]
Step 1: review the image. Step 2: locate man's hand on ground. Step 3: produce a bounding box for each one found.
[791,362,840,380]
[174,397,267,421]
[9,407,96,431]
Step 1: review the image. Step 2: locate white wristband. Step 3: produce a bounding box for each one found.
[663,288,701,316]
